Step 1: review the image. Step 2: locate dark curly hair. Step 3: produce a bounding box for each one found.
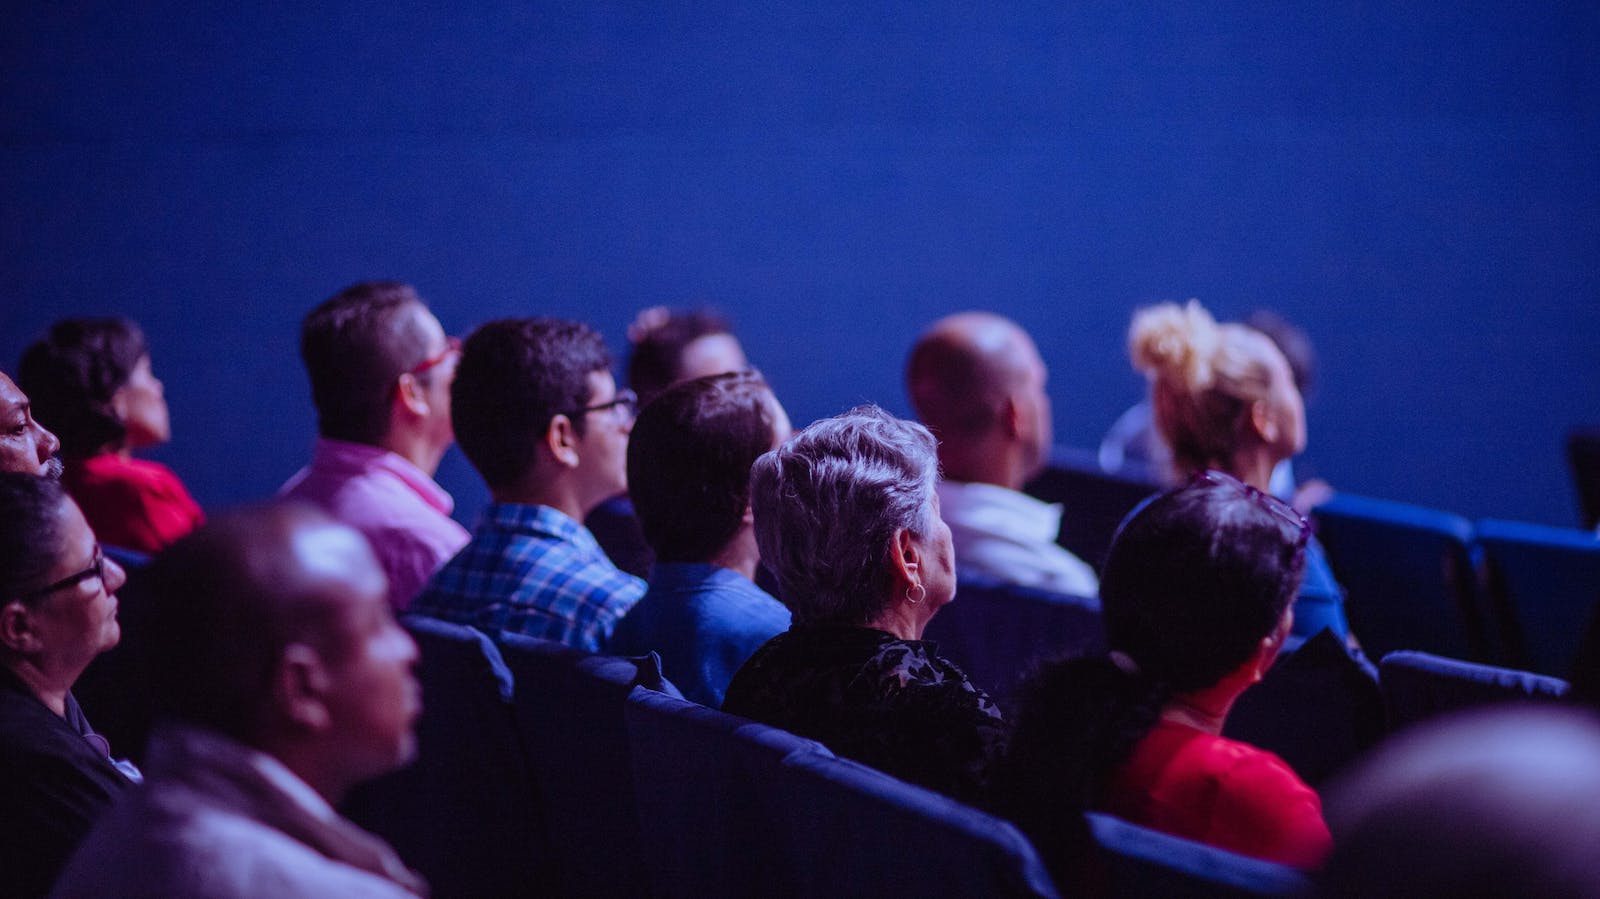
[17,318,148,457]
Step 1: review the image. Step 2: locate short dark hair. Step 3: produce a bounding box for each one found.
[0,473,69,604]
[299,281,435,445]
[451,318,612,490]
[17,318,148,457]
[139,503,357,742]
[627,308,732,404]
[627,371,778,563]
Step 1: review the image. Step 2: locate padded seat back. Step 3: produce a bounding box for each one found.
[1475,518,1600,676]
[624,690,832,898]
[1086,813,1311,898]
[1311,493,1486,662]
[1023,446,1159,573]
[342,615,542,899]
[1379,649,1570,732]
[499,634,671,898]
[924,575,1104,701]
[1566,426,1600,530]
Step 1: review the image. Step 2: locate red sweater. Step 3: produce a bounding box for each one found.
[63,454,204,555]
[1103,720,1331,869]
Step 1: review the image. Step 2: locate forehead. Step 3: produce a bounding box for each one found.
[0,373,24,413]
[585,369,616,402]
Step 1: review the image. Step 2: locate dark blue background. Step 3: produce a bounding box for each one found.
[4,3,1597,527]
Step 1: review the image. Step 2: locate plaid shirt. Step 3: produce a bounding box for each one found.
[413,503,645,652]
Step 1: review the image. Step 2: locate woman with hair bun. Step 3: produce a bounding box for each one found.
[1127,299,1348,645]
[993,472,1331,882]
[18,318,202,555]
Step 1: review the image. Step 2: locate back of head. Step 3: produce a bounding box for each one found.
[905,311,1030,441]
[749,405,938,627]
[1128,300,1277,474]
[140,503,369,743]
[299,281,434,445]
[17,317,148,457]
[626,307,739,405]
[0,472,68,606]
[1320,706,1600,898]
[450,317,611,491]
[627,371,780,563]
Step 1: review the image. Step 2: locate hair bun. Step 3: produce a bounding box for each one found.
[1129,299,1219,391]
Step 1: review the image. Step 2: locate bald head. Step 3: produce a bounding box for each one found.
[906,313,1052,486]
[143,503,389,741]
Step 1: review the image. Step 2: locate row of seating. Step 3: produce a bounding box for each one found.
[1024,449,1600,677]
[354,615,1321,899]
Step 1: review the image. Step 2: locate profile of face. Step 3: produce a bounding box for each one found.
[1010,330,1054,478]
[677,333,748,383]
[572,370,635,514]
[11,496,126,676]
[0,373,62,478]
[297,523,422,782]
[115,354,171,449]
[406,304,459,452]
[911,489,957,615]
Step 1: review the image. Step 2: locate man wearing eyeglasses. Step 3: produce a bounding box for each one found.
[280,281,470,612]
[412,318,645,653]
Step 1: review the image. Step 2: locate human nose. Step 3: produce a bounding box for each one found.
[102,555,128,595]
[36,421,60,462]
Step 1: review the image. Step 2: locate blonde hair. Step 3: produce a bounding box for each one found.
[1128,300,1278,475]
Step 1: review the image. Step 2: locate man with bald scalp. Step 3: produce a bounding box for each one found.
[0,371,64,479]
[906,313,1098,597]
[51,504,427,898]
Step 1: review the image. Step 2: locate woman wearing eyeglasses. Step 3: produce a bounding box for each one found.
[0,473,140,898]
[18,317,203,555]
[1127,300,1349,647]
[993,474,1331,884]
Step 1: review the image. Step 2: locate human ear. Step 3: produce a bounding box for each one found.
[0,602,38,654]
[891,527,922,587]
[546,415,580,469]
[394,373,430,419]
[1250,399,1279,444]
[274,643,333,732]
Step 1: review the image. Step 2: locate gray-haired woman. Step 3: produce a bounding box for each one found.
[722,406,1007,803]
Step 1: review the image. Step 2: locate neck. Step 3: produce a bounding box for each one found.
[706,527,761,582]
[4,659,72,717]
[261,738,352,806]
[377,429,446,478]
[1227,445,1280,494]
[1159,672,1252,735]
[492,476,588,522]
[939,436,1028,491]
[868,601,925,641]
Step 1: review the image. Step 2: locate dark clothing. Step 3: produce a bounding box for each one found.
[722,625,1008,803]
[0,667,132,899]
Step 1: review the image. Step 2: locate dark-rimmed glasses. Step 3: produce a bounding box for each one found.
[567,388,638,423]
[17,545,106,602]
[408,336,462,377]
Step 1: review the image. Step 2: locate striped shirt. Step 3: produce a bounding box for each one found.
[413,503,645,652]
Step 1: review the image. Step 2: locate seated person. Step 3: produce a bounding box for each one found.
[589,306,751,578]
[51,504,426,898]
[609,371,792,707]
[0,473,138,899]
[413,318,644,652]
[723,406,1008,804]
[906,312,1097,596]
[19,318,202,553]
[1128,300,1348,645]
[993,471,1330,883]
[279,281,471,611]
[0,369,63,478]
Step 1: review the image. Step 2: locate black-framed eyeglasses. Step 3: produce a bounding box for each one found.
[567,388,638,422]
[18,546,106,602]
[1190,469,1311,549]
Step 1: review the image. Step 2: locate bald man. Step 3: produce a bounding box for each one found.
[906,313,1097,597]
[52,504,426,898]
[0,371,63,479]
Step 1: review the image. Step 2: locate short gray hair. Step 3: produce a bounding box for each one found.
[750,405,940,627]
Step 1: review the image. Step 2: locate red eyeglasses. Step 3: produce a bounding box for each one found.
[409,336,462,377]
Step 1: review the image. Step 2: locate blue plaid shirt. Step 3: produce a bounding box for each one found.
[413,503,645,652]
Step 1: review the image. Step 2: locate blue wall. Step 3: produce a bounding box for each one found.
[4,3,1597,526]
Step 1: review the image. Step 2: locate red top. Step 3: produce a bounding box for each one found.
[1103,720,1331,869]
[63,453,205,555]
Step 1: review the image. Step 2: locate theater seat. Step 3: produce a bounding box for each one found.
[1085,813,1311,898]
[1023,446,1159,573]
[1566,426,1600,529]
[1475,518,1600,676]
[924,574,1104,702]
[1379,649,1570,732]
[498,635,675,898]
[342,615,543,899]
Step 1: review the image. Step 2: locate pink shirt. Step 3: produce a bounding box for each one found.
[279,438,470,611]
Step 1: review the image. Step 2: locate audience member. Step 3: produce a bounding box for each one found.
[722,406,1008,803]
[18,319,202,553]
[609,371,793,706]
[0,473,137,899]
[1319,706,1600,898]
[279,281,470,611]
[906,312,1098,596]
[0,371,63,478]
[414,318,645,651]
[51,503,426,899]
[1128,299,1349,645]
[993,471,1329,883]
[589,306,751,578]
